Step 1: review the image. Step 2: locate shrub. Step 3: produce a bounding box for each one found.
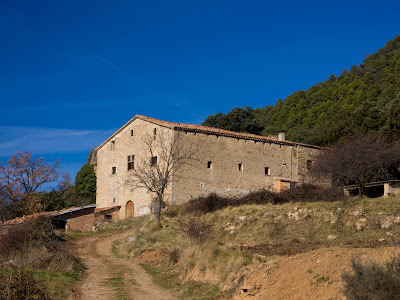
[180,216,213,244]
[183,185,345,214]
[168,248,181,265]
[279,184,344,203]
[0,267,51,300]
[183,193,230,214]
[0,217,57,259]
[342,257,400,300]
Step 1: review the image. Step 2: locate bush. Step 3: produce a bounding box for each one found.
[0,267,51,300]
[279,184,344,203]
[180,216,213,244]
[168,248,182,265]
[183,185,345,214]
[342,257,400,300]
[183,193,230,215]
[0,217,57,259]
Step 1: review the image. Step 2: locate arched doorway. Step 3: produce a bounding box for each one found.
[126,201,134,218]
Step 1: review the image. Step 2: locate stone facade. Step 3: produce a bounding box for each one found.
[94,115,323,219]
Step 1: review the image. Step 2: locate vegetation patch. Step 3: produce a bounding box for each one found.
[183,184,345,215]
[342,257,400,300]
[104,275,129,300]
[119,194,400,298]
[0,217,84,299]
[141,264,223,300]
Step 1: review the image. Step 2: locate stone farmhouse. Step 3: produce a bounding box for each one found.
[93,115,324,221]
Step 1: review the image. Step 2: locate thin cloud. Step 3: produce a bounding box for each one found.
[0,126,115,157]
[95,55,121,71]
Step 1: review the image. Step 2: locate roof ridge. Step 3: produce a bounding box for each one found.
[95,115,325,151]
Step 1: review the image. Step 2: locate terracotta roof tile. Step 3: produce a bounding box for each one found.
[136,115,324,149]
[96,114,325,151]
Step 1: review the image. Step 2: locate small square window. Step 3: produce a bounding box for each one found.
[307,160,312,171]
[265,167,270,175]
[238,163,243,172]
[111,166,116,174]
[207,161,213,169]
[151,156,157,166]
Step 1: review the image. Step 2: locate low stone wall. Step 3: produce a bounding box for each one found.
[65,213,95,232]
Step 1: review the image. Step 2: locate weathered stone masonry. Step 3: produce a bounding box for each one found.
[94,115,323,220]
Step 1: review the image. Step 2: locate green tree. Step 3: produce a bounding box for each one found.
[75,152,96,204]
[202,35,400,146]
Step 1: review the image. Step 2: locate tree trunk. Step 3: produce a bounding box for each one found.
[155,194,162,226]
[359,182,364,197]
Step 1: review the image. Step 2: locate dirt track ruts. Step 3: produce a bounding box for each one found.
[68,231,177,300]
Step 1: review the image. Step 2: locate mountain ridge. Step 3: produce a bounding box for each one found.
[202,35,400,146]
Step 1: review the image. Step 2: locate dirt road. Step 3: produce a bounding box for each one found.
[69,231,177,300]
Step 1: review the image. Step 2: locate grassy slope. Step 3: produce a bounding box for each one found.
[119,195,400,299]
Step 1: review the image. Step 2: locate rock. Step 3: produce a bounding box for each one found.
[237,216,246,222]
[263,211,274,217]
[327,235,337,240]
[379,238,385,242]
[164,217,171,221]
[126,235,136,243]
[230,230,235,235]
[224,225,236,231]
[381,220,392,229]
[356,218,367,231]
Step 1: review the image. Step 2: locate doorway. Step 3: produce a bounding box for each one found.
[126,201,134,218]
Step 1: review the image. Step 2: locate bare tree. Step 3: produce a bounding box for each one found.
[311,133,400,197]
[0,152,60,217]
[126,131,199,225]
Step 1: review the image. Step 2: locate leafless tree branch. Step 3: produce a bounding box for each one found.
[126,131,199,224]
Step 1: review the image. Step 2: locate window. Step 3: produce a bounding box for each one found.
[130,130,134,136]
[265,167,270,175]
[307,160,312,171]
[128,155,134,170]
[207,161,213,169]
[111,140,115,150]
[113,197,116,203]
[153,128,157,139]
[111,166,116,174]
[151,156,157,166]
[238,163,243,172]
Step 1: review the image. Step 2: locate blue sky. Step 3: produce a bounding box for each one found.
[1,0,400,182]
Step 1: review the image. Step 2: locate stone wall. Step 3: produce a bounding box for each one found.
[170,131,321,205]
[96,118,173,219]
[65,213,95,232]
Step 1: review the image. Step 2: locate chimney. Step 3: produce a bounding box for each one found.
[278,132,285,141]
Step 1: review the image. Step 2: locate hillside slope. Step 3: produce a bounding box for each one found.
[202,35,400,146]
[116,195,400,299]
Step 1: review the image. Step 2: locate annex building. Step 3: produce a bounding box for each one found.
[93,115,323,221]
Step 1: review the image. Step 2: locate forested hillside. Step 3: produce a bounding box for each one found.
[202,35,400,146]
